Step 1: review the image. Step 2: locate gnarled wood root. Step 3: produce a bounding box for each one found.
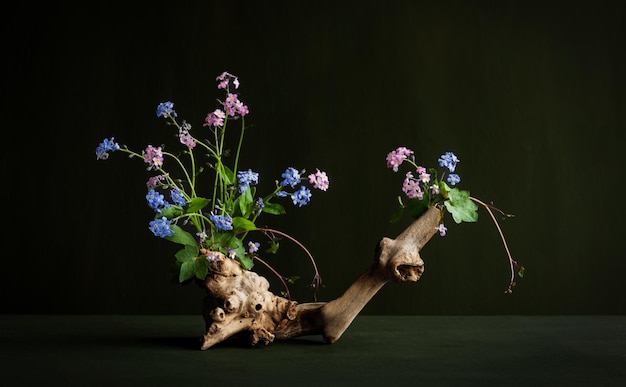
[201,254,298,350]
[201,206,443,349]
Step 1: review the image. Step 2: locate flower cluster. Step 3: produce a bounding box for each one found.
[387,146,523,293]
[96,72,329,295]
[387,147,477,235]
[395,150,462,202]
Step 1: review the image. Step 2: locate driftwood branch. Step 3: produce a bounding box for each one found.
[201,206,443,349]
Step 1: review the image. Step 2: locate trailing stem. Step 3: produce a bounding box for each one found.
[252,255,293,301]
[257,227,323,301]
[469,196,520,293]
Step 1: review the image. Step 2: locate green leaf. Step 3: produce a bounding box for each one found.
[234,187,254,217]
[222,165,235,185]
[175,245,197,264]
[177,246,208,282]
[389,205,405,223]
[213,230,235,245]
[226,235,244,250]
[266,240,280,254]
[232,217,257,233]
[186,197,210,213]
[235,252,254,270]
[179,260,196,282]
[262,202,286,215]
[166,225,199,247]
[223,239,254,270]
[159,206,183,219]
[428,168,439,180]
[407,197,429,219]
[175,245,201,283]
[439,181,451,199]
[444,188,478,223]
[194,258,209,280]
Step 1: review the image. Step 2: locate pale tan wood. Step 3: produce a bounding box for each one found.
[201,206,443,349]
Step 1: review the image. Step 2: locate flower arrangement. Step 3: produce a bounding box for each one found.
[95,70,521,302]
[96,72,328,298]
[386,147,524,293]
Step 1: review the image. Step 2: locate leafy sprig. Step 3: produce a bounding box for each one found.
[386,147,523,293]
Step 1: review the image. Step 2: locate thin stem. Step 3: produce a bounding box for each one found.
[218,115,228,158]
[162,151,193,195]
[232,117,245,178]
[187,149,196,197]
[469,196,518,293]
[252,255,292,301]
[116,148,184,193]
[216,115,231,209]
[210,122,224,210]
[256,227,323,301]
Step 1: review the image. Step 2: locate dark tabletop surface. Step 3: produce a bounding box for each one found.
[1,315,624,386]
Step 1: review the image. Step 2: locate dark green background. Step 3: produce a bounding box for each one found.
[2,0,624,315]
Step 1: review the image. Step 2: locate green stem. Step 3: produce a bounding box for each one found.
[232,116,246,176]
[187,148,196,197]
[243,184,285,229]
[162,151,193,197]
[210,115,232,212]
[166,116,197,196]
[118,146,207,232]
[178,211,212,225]
[211,126,222,211]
